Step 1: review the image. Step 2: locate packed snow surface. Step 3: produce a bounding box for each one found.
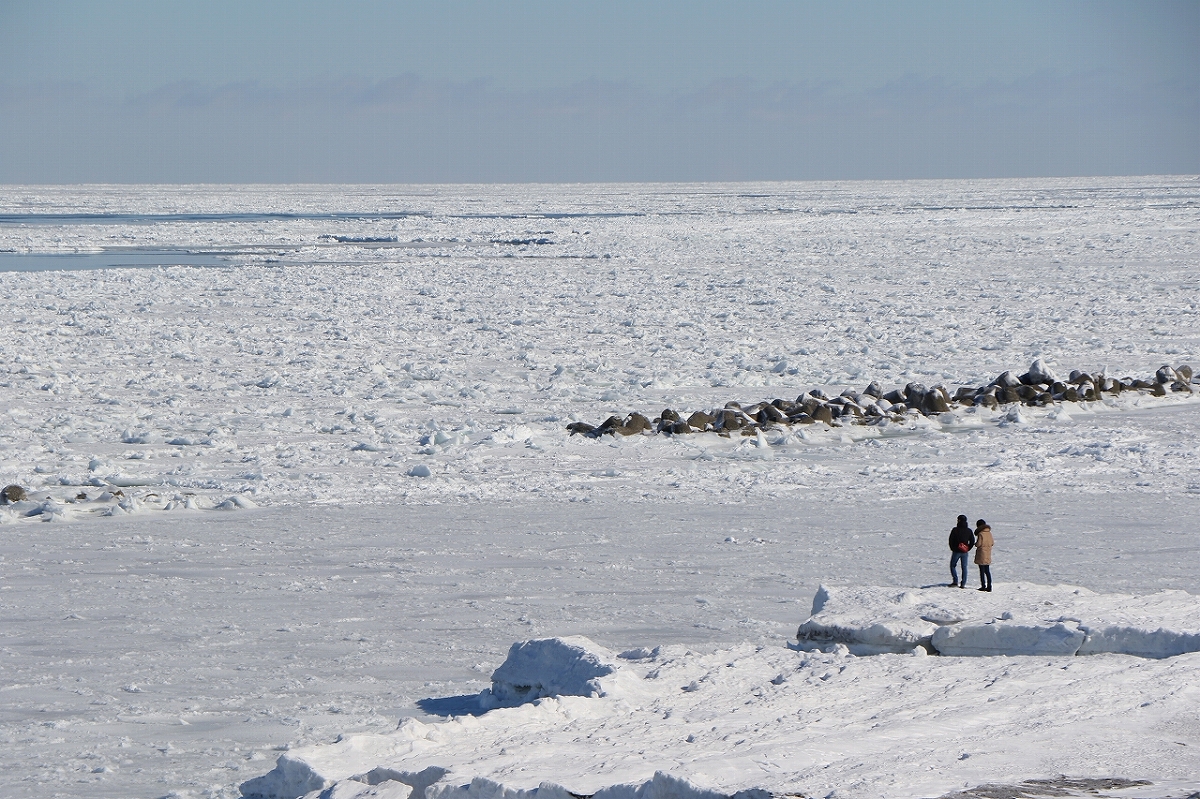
[0,178,1198,799]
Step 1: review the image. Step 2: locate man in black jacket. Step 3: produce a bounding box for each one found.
[948,515,975,588]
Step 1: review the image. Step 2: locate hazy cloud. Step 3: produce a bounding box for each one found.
[3,71,1196,183]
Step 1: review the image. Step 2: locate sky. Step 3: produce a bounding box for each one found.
[1,0,1197,183]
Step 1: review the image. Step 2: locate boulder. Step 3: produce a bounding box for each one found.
[1177,364,1193,382]
[617,413,652,435]
[595,415,623,434]
[993,371,1022,388]
[1,485,28,504]
[863,380,883,399]
[1156,365,1177,384]
[882,388,906,405]
[903,382,927,406]
[922,389,950,414]
[687,411,715,431]
[715,409,746,431]
[811,404,835,426]
[1026,358,1059,384]
[660,408,681,423]
[757,404,786,424]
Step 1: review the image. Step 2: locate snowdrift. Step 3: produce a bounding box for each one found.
[796,584,1200,657]
[242,586,1200,799]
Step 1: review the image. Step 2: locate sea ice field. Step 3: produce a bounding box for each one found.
[0,178,1198,799]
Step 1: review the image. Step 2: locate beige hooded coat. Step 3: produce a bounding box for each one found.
[973,526,994,565]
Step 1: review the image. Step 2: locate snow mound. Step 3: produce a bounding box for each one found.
[240,635,1200,799]
[796,584,1200,658]
[484,636,621,707]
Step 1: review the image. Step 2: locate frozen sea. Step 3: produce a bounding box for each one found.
[0,178,1198,799]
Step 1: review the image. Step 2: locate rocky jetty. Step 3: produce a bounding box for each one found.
[566,361,1196,438]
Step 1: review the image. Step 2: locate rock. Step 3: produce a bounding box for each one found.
[1177,364,1193,382]
[1156,365,1178,384]
[757,404,786,424]
[993,371,1022,388]
[808,388,828,400]
[1171,381,1193,393]
[1016,384,1040,401]
[1063,386,1080,402]
[922,389,950,414]
[882,388,906,405]
[811,404,835,425]
[595,415,624,435]
[1027,358,1059,384]
[1,485,27,504]
[1069,369,1085,383]
[660,408,681,423]
[566,422,596,436]
[976,394,999,409]
[903,382,927,406]
[665,420,692,434]
[863,381,883,398]
[687,411,715,431]
[1150,382,1167,397]
[617,413,652,435]
[715,409,746,431]
[953,386,976,402]
[999,387,1021,404]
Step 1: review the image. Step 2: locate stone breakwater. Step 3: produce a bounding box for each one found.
[566,360,1196,438]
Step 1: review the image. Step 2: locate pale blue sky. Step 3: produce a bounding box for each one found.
[1,1,1196,182]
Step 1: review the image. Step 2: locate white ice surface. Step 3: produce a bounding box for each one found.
[798,584,1200,657]
[0,179,1198,799]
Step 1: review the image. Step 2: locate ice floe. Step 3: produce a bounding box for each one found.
[796,584,1200,657]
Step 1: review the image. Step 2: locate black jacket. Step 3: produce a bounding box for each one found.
[949,524,975,553]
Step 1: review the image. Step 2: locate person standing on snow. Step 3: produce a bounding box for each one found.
[948,514,974,588]
[974,519,993,592]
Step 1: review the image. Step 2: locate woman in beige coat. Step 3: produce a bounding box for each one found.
[974,520,994,592]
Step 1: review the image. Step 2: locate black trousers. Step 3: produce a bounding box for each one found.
[978,564,992,589]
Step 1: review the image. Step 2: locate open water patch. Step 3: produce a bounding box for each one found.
[0,250,233,272]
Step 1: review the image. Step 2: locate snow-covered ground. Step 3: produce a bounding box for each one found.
[0,178,1198,799]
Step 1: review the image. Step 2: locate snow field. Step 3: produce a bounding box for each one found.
[0,178,1198,798]
[244,632,1200,799]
